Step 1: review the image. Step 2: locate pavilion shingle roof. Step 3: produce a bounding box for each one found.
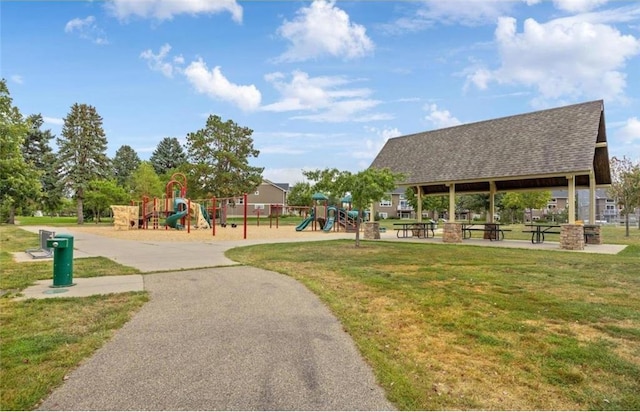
[370,100,611,194]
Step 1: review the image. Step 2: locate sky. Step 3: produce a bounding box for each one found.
[2,0,640,185]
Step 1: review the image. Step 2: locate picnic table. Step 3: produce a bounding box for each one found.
[393,222,436,238]
[523,224,561,244]
[462,223,510,241]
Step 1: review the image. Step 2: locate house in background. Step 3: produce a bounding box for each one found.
[528,189,617,223]
[226,180,289,217]
[370,188,409,219]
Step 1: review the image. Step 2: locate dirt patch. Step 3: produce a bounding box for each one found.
[66,224,344,242]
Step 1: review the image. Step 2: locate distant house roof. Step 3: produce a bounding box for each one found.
[262,180,289,192]
[370,100,611,195]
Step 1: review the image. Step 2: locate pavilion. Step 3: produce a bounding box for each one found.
[369,100,612,249]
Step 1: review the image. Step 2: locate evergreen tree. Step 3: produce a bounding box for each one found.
[185,115,263,200]
[22,114,64,215]
[22,114,53,169]
[0,80,41,223]
[112,145,141,186]
[150,137,187,175]
[57,103,111,224]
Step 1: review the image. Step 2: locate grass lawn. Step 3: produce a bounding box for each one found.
[0,225,148,410]
[227,238,640,410]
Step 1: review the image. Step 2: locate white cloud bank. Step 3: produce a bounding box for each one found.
[106,0,242,23]
[466,13,640,103]
[276,0,374,62]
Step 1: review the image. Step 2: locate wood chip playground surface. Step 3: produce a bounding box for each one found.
[66,224,341,242]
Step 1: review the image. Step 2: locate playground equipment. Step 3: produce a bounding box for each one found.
[110,172,249,239]
[295,192,362,233]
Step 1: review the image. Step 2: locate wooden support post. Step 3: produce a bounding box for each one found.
[416,186,422,222]
[448,183,456,222]
[589,171,596,224]
[567,175,576,224]
[489,181,496,223]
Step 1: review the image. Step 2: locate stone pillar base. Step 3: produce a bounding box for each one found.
[363,222,380,240]
[561,224,584,250]
[443,222,463,243]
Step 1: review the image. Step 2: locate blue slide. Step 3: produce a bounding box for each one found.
[323,207,337,232]
[295,211,315,231]
[166,198,188,229]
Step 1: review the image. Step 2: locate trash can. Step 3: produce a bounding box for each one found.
[46,234,75,288]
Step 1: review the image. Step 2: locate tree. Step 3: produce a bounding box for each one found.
[150,137,187,175]
[84,179,129,222]
[302,168,349,205]
[457,194,490,221]
[404,188,448,220]
[185,115,263,201]
[499,191,551,223]
[128,161,164,200]
[57,103,111,224]
[112,145,141,186]
[0,80,41,223]
[609,156,640,236]
[22,114,64,215]
[343,168,403,247]
[287,182,313,207]
[521,191,552,221]
[500,192,526,223]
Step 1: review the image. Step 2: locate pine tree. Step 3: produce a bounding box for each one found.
[150,137,187,175]
[22,114,64,215]
[57,103,111,224]
[112,145,141,186]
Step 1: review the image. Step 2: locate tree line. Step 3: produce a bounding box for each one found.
[1,79,263,224]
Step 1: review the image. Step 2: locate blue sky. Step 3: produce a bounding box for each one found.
[3,0,640,184]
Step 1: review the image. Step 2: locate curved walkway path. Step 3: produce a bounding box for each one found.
[18,227,393,410]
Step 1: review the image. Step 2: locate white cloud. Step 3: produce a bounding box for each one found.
[43,116,64,126]
[10,75,23,84]
[354,126,402,161]
[262,168,309,185]
[618,117,640,143]
[553,0,609,13]
[183,58,261,111]
[106,0,242,23]
[424,104,462,129]
[64,16,108,45]
[383,0,524,33]
[466,15,640,103]
[140,44,183,78]
[276,0,374,62]
[262,70,390,122]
